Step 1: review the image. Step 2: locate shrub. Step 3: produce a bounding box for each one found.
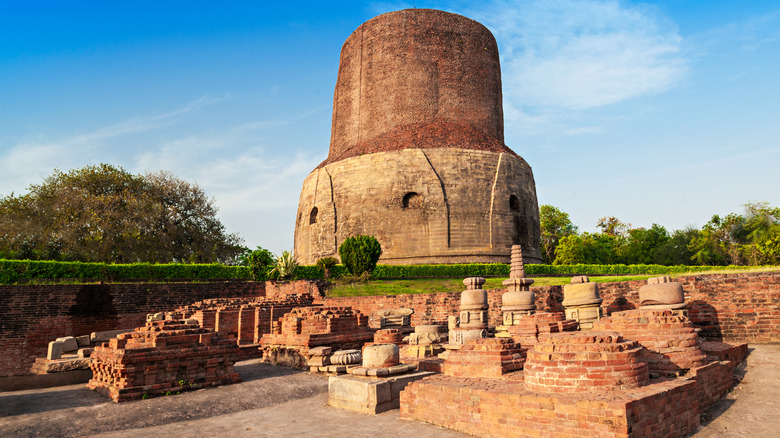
[315,257,339,278]
[269,250,298,279]
[338,235,382,275]
[244,247,275,280]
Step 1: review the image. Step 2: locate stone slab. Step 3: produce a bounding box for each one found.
[328,370,434,414]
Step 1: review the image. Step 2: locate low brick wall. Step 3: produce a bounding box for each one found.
[0,282,265,378]
[1,271,777,378]
[315,272,780,343]
[400,374,701,437]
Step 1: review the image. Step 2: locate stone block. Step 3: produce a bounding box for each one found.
[47,341,63,360]
[91,329,132,344]
[309,346,332,356]
[56,337,78,353]
[76,335,91,348]
[307,356,330,367]
[328,371,435,414]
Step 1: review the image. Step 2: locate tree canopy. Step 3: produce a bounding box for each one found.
[544,202,780,266]
[0,164,244,264]
[539,204,578,264]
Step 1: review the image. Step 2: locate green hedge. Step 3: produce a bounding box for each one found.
[0,259,251,284]
[0,259,762,284]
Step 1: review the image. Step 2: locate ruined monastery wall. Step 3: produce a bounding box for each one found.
[2,272,778,378]
[0,282,264,378]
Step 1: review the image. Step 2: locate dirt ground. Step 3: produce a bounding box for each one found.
[1,344,778,438]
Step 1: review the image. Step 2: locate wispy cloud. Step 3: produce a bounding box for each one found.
[687,8,780,55]
[464,0,686,112]
[0,96,225,194]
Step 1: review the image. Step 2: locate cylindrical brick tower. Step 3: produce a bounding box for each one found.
[294,9,541,265]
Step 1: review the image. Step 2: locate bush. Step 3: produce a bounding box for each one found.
[269,250,298,279]
[243,247,275,280]
[338,235,382,275]
[316,257,339,278]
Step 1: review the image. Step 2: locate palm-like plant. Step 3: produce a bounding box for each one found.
[270,250,298,279]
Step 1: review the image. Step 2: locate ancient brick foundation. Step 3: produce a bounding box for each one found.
[2,272,777,378]
[506,311,579,348]
[441,337,525,379]
[168,294,315,352]
[593,309,708,376]
[87,320,241,402]
[259,307,374,368]
[401,375,702,437]
[524,332,649,392]
[0,281,265,377]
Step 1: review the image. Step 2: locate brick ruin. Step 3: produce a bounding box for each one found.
[87,320,241,402]
[259,306,374,368]
[399,275,748,437]
[165,294,315,355]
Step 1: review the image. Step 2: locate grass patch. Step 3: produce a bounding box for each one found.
[326,267,780,297]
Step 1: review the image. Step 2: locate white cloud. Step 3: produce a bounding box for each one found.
[0,96,226,194]
[132,120,325,252]
[466,0,686,111]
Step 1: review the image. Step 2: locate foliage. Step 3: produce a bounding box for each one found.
[269,250,298,279]
[653,228,699,266]
[597,216,631,238]
[0,258,764,285]
[316,257,338,270]
[0,259,250,284]
[619,224,670,265]
[338,235,382,275]
[240,247,275,280]
[315,256,339,278]
[539,205,578,264]
[0,164,244,264]
[553,233,619,265]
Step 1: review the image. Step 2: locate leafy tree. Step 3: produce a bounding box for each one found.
[689,213,746,265]
[597,216,631,238]
[619,224,670,265]
[741,202,780,265]
[240,247,275,280]
[0,164,244,263]
[653,227,699,266]
[554,233,619,265]
[539,205,578,264]
[338,235,382,275]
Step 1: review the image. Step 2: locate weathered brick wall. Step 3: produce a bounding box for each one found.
[2,272,778,378]
[0,281,264,377]
[594,272,780,343]
[315,272,780,344]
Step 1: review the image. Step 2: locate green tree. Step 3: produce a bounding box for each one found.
[741,202,780,264]
[597,216,631,238]
[689,213,745,265]
[338,235,382,275]
[653,227,699,266]
[539,205,578,264]
[0,164,244,263]
[619,224,670,265]
[554,233,619,265]
[240,247,275,280]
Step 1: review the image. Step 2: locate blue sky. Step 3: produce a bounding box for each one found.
[1,1,779,254]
